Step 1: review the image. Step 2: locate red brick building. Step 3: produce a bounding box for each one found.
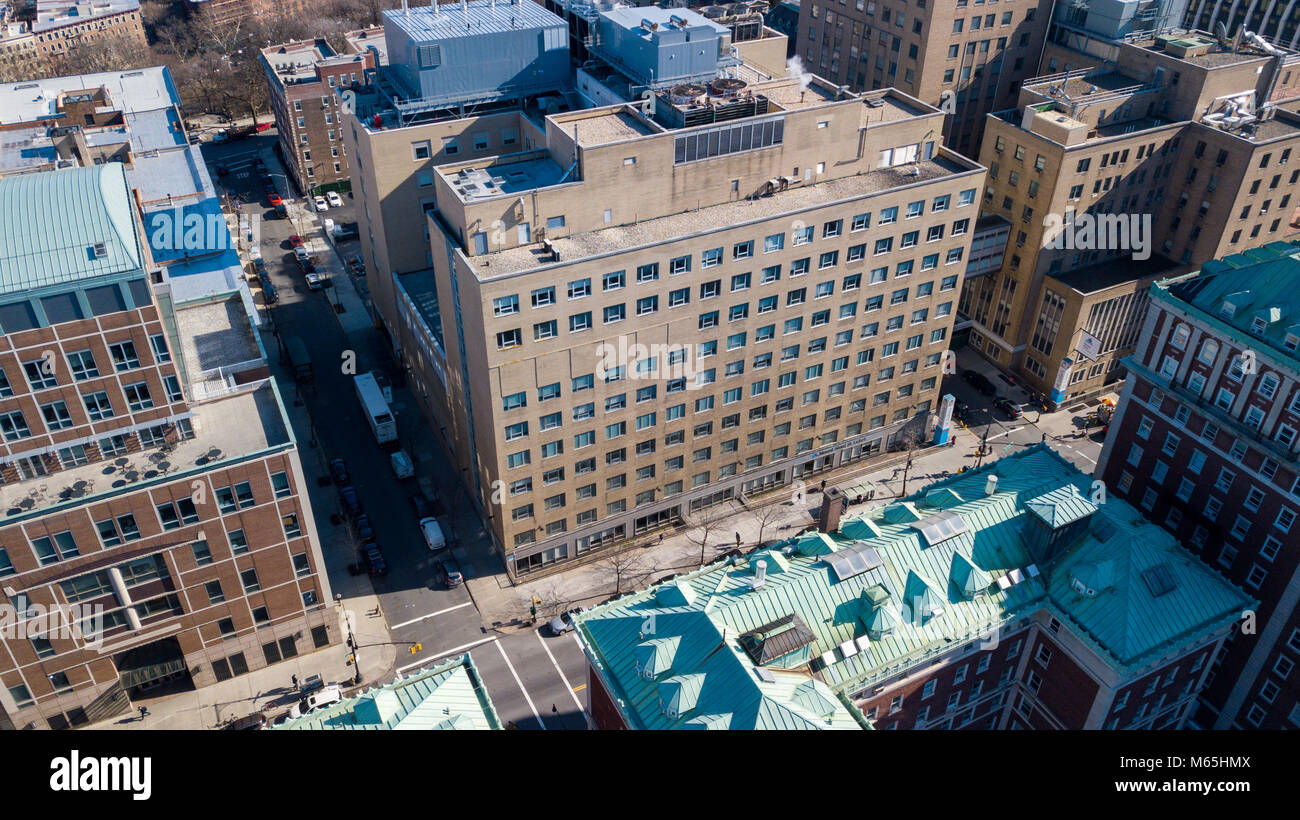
[0,163,334,730]
[1098,240,1300,729]
[260,35,378,194]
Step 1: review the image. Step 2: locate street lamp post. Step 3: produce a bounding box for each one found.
[336,594,362,686]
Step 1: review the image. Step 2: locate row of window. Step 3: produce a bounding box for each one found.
[0,335,168,395]
[0,472,296,575]
[489,216,973,318]
[0,376,179,442]
[501,323,950,412]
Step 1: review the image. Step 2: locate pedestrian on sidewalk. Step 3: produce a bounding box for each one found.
[138,706,148,721]
[292,674,299,691]
[658,533,664,544]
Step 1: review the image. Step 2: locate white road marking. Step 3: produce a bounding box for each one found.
[495,638,546,730]
[536,630,584,711]
[987,427,1019,441]
[389,600,474,631]
[394,634,496,675]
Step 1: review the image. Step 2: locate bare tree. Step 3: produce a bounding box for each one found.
[898,428,924,497]
[683,504,729,567]
[747,492,789,550]
[600,542,647,598]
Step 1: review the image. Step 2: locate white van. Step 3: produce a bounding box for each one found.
[420,516,446,552]
[287,684,342,719]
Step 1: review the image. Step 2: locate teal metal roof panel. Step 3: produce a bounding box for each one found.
[0,164,143,298]
[272,654,502,730]
[1024,483,1098,528]
[577,445,1253,727]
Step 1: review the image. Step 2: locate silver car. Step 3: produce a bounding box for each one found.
[547,606,588,635]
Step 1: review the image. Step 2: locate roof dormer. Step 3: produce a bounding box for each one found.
[634,636,681,680]
[658,673,705,719]
[1220,290,1253,319]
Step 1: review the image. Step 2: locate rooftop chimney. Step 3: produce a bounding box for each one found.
[984,475,998,496]
[753,559,768,588]
[819,486,846,533]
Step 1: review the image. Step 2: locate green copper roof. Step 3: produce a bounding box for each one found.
[1024,484,1098,529]
[272,654,502,730]
[950,552,993,598]
[0,164,143,298]
[581,610,868,730]
[924,488,965,509]
[577,445,1253,727]
[1160,240,1300,363]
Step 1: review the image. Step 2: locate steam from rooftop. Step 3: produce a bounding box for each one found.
[786,55,811,90]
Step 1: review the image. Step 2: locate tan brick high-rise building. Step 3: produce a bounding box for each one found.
[0,164,334,730]
[962,32,1300,403]
[795,0,1055,156]
[346,4,991,581]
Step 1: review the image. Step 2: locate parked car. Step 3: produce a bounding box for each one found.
[305,271,324,290]
[289,234,304,248]
[961,370,998,396]
[268,192,283,207]
[287,684,342,719]
[362,544,388,577]
[313,195,329,212]
[390,449,414,480]
[420,516,446,552]
[338,485,362,519]
[954,402,971,423]
[994,397,1023,419]
[261,278,278,304]
[352,513,376,543]
[255,122,274,132]
[326,191,344,208]
[408,493,433,519]
[441,556,463,587]
[547,606,588,636]
[222,712,267,730]
[211,131,229,144]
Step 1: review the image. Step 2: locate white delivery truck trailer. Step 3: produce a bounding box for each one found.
[354,372,398,444]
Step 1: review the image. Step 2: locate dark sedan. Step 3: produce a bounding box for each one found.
[329,458,349,486]
[961,370,997,396]
[994,397,1023,419]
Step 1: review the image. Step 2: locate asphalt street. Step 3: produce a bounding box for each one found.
[202,136,499,682]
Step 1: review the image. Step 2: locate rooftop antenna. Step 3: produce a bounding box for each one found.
[402,0,408,16]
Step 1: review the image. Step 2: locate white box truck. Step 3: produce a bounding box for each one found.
[354,372,397,444]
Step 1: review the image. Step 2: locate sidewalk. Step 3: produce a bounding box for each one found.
[462,361,1118,629]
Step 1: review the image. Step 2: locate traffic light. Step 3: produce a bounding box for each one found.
[409,643,422,655]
